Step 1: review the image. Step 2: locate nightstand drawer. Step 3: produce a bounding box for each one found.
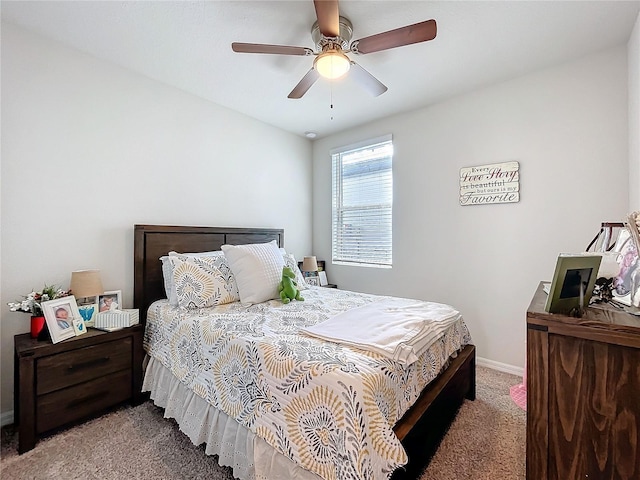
[36,338,132,395]
[36,369,132,433]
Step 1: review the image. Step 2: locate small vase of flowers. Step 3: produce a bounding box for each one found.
[8,285,71,339]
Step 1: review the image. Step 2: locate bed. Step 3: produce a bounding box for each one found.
[134,224,475,480]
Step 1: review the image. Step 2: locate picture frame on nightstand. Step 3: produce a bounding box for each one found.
[42,296,81,343]
[306,275,320,286]
[72,318,87,336]
[78,301,99,327]
[98,290,122,312]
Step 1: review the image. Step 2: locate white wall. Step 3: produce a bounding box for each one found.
[0,24,312,417]
[630,12,640,210]
[312,47,629,370]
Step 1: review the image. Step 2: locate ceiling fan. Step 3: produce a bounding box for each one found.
[231,0,437,99]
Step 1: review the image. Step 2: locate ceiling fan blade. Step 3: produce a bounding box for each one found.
[232,42,313,56]
[314,0,340,37]
[351,19,437,54]
[349,62,388,97]
[288,68,320,99]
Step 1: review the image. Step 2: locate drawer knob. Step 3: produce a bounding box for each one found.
[67,356,110,371]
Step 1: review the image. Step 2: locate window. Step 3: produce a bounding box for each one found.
[331,135,393,267]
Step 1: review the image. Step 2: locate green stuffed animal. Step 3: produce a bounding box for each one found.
[279,266,304,304]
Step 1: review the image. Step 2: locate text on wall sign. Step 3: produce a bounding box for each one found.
[459,161,520,206]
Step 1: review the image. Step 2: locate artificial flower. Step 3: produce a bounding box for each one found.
[7,285,71,317]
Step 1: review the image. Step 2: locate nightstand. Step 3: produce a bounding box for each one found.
[322,284,338,289]
[14,325,144,453]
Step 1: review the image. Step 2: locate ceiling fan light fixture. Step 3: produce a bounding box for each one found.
[231,2,438,99]
[314,50,350,79]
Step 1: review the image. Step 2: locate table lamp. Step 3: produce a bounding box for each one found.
[302,256,318,273]
[70,270,104,326]
[302,256,319,286]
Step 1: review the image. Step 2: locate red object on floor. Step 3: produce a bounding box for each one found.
[509,358,527,410]
[509,383,527,410]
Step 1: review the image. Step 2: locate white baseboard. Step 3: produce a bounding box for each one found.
[477,356,524,378]
[1,410,14,427]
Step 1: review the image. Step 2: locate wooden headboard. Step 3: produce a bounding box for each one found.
[133,225,284,324]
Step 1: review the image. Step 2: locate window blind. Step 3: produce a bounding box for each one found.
[331,136,393,267]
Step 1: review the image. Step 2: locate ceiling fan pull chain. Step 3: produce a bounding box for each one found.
[330,82,334,120]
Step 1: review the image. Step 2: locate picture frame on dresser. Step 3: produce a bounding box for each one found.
[544,254,602,315]
[41,296,81,343]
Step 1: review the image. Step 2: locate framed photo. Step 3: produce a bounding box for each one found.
[318,271,328,286]
[72,318,87,336]
[78,301,99,327]
[42,296,81,343]
[98,290,122,312]
[306,276,320,287]
[545,254,602,315]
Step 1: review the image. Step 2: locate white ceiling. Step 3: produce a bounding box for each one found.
[2,1,639,139]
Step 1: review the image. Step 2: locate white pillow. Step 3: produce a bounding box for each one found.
[280,250,308,290]
[169,255,240,309]
[221,240,285,304]
[160,250,230,306]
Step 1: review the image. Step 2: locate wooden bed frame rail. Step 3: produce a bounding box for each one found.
[392,343,475,479]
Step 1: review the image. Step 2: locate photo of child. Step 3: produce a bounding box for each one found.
[54,306,72,329]
[42,296,82,343]
[99,295,118,312]
[98,291,122,312]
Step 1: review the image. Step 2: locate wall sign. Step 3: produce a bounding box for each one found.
[459,161,520,206]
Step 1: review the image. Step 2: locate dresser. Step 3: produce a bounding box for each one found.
[526,282,640,480]
[14,325,144,453]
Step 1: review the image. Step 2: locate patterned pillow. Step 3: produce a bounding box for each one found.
[169,255,240,309]
[161,250,229,306]
[221,240,284,304]
[282,252,308,290]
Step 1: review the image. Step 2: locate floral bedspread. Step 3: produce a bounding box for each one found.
[144,287,471,480]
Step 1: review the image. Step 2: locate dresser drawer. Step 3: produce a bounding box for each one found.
[36,338,132,395]
[36,369,132,434]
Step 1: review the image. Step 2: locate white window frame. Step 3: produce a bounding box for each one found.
[331,134,393,268]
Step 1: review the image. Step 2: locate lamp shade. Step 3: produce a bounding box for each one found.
[70,270,104,299]
[302,256,319,272]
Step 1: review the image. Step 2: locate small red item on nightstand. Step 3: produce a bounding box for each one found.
[30,316,46,339]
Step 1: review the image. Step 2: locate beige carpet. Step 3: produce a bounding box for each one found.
[0,366,525,479]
